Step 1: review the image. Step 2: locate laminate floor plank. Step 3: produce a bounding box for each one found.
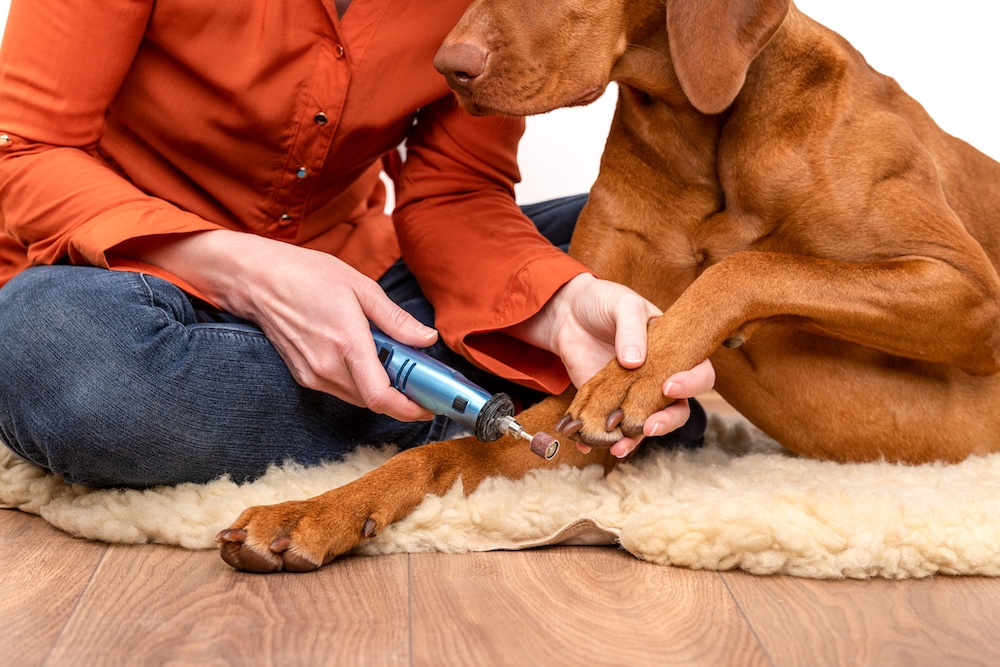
[0,509,107,667]
[409,547,769,667]
[722,570,1000,667]
[10,489,1000,667]
[42,543,411,667]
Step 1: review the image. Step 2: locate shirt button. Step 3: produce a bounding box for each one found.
[295,167,309,179]
[314,111,329,126]
[0,134,11,147]
[279,213,293,225]
[335,44,345,58]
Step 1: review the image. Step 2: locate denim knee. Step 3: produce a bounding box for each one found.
[0,266,285,486]
[0,266,194,485]
[0,265,456,488]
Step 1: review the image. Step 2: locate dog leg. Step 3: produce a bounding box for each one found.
[561,249,1000,448]
[217,391,607,572]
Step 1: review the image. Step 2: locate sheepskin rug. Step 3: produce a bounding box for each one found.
[3,412,1000,579]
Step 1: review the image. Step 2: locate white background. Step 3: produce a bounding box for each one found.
[3,0,997,204]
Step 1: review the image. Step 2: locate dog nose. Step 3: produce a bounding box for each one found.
[434,43,488,95]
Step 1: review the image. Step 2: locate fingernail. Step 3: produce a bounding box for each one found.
[622,347,642,364]
[664,381,682,397]
[648,423,667,437]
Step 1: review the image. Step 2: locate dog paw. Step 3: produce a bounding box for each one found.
[216,496,373,573]
[558,365,671,448]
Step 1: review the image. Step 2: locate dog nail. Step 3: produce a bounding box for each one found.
[363,518,378,538]
[558,418,583,436]
[723,335,744,349]
[555,414,573,432]
[270,535,292,553]
[216,529,248,544]
[605,409,624,431]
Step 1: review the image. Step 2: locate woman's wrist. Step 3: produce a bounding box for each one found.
[111,229,265,318]
[505,272,595,357]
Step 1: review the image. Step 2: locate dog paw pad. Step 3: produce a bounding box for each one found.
[281,551,320,573]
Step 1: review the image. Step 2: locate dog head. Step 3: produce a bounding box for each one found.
[435,0,791,116]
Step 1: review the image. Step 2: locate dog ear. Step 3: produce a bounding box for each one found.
[666,0,790,114]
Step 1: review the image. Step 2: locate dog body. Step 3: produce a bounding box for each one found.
[559,1,1000,465]
[219,0,1000,571]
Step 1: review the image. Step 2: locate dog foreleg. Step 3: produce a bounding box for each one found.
[217,390,608,572]
[561,248,1000,446]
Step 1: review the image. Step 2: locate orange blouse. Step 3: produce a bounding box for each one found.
[0,0,587,393]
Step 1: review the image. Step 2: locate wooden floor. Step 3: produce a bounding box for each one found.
[4,394,1000,666]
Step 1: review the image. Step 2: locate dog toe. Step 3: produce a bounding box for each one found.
[573,425,623,449]
[217,502,319,573]
[218,529,320,573]
[563,369,672,447]
[557,412,616,448]
[217,496,371,573]
[218,539,283,573]
[619,419,645,438]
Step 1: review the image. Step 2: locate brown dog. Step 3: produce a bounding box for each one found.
[217,0,1000,572]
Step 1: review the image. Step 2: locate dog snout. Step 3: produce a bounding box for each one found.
[434,42,488,96]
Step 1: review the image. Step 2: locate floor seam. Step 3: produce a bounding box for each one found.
[719,572,778,667]
[408,553,415,667]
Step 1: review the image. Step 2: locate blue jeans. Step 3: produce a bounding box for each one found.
[0,196,587,488]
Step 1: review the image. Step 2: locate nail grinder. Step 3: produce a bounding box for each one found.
[371,326,560,460]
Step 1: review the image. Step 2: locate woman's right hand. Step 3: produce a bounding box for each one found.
[115,229,438,422]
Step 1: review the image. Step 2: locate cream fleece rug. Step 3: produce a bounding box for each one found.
[3,413,1000,580]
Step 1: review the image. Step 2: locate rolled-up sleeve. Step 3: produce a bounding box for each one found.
[394,95,589,393]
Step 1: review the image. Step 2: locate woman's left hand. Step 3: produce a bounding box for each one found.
[508,273,716,457]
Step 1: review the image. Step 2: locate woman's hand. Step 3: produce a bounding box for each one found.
[115,230,437,422]
[509,273,716,457]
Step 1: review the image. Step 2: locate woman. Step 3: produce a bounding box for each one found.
[0,0,713,488]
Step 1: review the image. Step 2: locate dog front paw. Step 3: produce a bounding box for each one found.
[558,364,671,448]
[216,495,375,573]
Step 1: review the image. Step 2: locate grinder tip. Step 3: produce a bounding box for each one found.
[529,432,560,460]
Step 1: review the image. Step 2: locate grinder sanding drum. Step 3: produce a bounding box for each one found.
[529,431,559,460]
